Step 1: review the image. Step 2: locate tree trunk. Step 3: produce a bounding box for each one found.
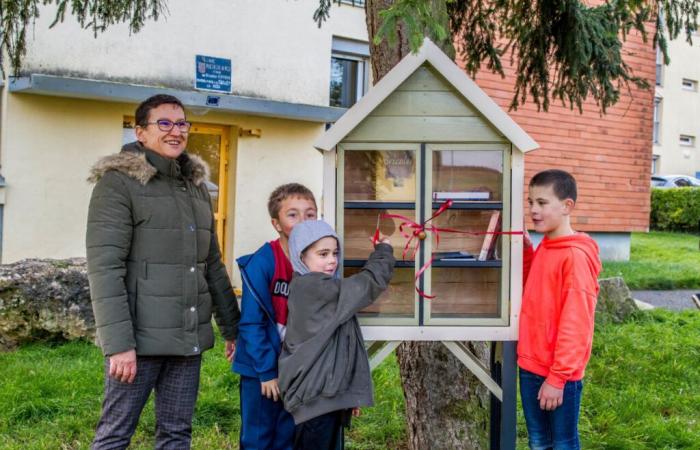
[365,1,491,448]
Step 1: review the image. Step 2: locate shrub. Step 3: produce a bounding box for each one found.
[650,187,700,232]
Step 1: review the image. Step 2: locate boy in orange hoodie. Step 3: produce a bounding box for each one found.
[519,169,602,450]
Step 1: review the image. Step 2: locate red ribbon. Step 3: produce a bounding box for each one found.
[373,199,523,299]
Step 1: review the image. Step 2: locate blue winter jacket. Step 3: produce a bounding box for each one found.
[232,242,282,382]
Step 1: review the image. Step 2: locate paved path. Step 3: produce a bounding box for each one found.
[631,290,699,311]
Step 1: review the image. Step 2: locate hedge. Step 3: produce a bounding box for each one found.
[650,187,700,232]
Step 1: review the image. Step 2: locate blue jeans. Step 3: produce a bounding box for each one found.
[519,368,583,450]
[239,376,295,450]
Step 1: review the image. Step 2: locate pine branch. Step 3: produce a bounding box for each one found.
[0,0,166,76]
[315,0,698,113]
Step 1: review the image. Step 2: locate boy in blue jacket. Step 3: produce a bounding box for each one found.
[233,183,318,450]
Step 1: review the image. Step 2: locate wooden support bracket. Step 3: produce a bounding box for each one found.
[443,341,503,401]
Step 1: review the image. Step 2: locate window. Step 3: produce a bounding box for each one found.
[680,135,696,147]
[682,78,698,91]
[340,0,364,5]
[652,155,660,174]
[339,144,510,326]
[330,37,370,108]
[653,97,661,144]
[656,46,664,86]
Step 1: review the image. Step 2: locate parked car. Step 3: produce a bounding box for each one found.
[651,174,700,188]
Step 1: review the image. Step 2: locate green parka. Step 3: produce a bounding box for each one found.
[86,142,240,357]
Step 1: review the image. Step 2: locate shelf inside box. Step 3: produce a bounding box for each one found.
[431,201,502,210]
[345,201,416,210]
[345,267,416,318]
[428,267,500,318]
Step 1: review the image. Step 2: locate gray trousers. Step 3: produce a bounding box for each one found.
[91,355,202,450]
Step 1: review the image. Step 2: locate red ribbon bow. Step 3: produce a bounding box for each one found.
[372,200,523,299]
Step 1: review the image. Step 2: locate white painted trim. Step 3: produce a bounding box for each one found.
[368,341,401,371]
[361,325,517,341]
[509,149,524,335]
[443,341,503,400]
[321,148,337,227]
[314,38,539,152]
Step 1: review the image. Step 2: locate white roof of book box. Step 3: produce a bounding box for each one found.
[315,38,538,153]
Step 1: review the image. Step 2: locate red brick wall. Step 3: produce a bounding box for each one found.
[458,30,655,232]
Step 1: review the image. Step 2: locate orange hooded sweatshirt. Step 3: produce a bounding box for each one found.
[518,233,602,389]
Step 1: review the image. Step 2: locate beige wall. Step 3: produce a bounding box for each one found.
[654,36,700,175]
[0,94,327,289]
[23,0,368,106]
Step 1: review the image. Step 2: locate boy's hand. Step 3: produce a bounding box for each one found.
[225,339,236,362]
[261,378,281,402]
[352,407,361,417]
[538,381,563,411]
[370,234,391,245]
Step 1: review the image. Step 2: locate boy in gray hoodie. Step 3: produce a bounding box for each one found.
[278,220,394,450]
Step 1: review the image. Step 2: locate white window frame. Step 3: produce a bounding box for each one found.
[653,97,662,144]
[680,135,696,147]
[330,37,370,108]
[656,46,664,87]
[340,0,365,6]
[682,78,698,91]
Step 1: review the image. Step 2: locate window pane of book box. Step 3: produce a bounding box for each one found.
[430,268,500,318]
[346,267,415,318]
[432,150,503,202]
[344,209,415,260]
[344,150,416,202]
[430,209,502,261]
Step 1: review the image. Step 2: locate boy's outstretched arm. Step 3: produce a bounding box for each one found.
[336,240,395,323]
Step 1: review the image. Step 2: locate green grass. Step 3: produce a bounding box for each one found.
[600,231,700,289]
[2,309,699,449]
[0,337,405,450]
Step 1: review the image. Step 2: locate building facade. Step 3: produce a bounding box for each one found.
[0,0,369,286]
[0,1,659,274]
[653,34,700,176]
[466,29,656,260]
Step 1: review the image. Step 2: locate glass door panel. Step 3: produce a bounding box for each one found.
[432,150,503,202]
[347,267,416,318]
[430,209,502,261]
[343,208,415,260]
[428,267,500,318]
[188,133,222,213]
[344,150,416,202]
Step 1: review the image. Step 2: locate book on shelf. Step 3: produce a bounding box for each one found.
[433,251,476,261]
[433,191,491,201]
[478,211,501,261]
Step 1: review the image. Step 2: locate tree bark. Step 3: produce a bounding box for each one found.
[365,1,491,448]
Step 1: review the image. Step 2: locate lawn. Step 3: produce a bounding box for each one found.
[600,231,700,289]
[2,309,699,449]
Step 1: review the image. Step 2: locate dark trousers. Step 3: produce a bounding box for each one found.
[519,368,583,450]
[294,410,346,450]
[239,375,295,450]
[91,355,202,450]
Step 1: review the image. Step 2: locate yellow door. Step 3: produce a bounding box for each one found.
[187,123,230,259]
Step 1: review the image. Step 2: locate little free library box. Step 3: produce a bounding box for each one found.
[315,38,539,447]
[316,38,538,343]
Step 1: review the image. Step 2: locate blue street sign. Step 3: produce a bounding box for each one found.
[195,55,232,94]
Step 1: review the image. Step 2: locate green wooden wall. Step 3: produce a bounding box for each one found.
[343,64,506,143]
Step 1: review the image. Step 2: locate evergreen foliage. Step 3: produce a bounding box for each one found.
[315,0,699,112]
[0,0,166,75]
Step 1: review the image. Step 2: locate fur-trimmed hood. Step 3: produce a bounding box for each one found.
[88,141,210,186]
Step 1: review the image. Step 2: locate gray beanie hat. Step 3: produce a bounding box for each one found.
[288,220,341,278]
